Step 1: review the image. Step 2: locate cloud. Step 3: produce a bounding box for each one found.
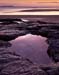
[0,0,59,7]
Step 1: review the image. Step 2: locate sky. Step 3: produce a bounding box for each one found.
[0,0,59,7]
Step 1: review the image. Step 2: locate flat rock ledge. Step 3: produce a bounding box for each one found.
[0,41,59,75]
[0,42,46,75]
[0,19,59,75]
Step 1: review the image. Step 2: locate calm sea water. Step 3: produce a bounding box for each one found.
[8,34,52,65]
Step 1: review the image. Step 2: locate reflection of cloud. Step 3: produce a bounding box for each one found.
[12,34,47,41]
[10,34,52,64]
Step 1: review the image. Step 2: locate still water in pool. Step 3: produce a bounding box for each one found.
[9,34,52,64]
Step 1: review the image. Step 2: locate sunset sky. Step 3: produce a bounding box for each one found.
[0,0,59,7]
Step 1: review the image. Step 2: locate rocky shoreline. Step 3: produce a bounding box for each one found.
[0,19,59,75]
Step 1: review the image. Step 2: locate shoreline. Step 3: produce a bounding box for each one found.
[0,15,59,23]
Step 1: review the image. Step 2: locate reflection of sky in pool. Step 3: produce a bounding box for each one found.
[9,34,52,64]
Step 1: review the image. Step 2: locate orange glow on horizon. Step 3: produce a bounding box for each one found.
[0,0,59,6]
[0,0,59,3]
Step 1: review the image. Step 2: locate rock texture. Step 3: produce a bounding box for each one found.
[0,19,59,75]
[0,41,47,75]
[0,41,59,75]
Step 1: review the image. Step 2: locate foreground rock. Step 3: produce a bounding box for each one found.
[0,21,28,41]
[0,41,47,75]
[0,40,11,47]
[40,63,59,75]
[0,19,59,75]
[0,29,28,41]
[47,38,59,62]
[0,41,59,75]
[0,19,59,62]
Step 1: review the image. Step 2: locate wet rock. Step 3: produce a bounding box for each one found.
[43,66,59,75]
[0,19,22,25]
[47,38,59,62]
[0,22,28,30]
[0,41,47,75]
[40,64,59,75]
[1,63,46,75]
[0,39,46,75]
[0,40,11,47]
[48,31,59,38]
[0,19,59,75]
[0,40,59,75]
[38,26,59,37]
[0,29,28,41]
[0,30,20,41]
[1,21,17,25]
[36,25,59,63]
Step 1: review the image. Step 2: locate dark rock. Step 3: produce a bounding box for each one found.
[0,22,28,30]
[37,20,48,24]
[0,30,28,41]
[0,40,11,47]
[40,64,59,75]
[47,38,59,62]
[0,19,22,25]
[0,41,47,75]
[0,19,59,75]
[1,21,17,25]
[48,31,59,38]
